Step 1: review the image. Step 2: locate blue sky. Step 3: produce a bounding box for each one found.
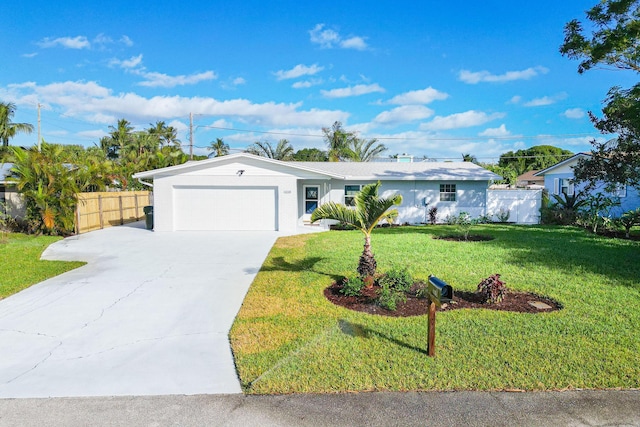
[2,0,636,161]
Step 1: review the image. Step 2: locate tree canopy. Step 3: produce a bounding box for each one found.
[0,102,34,148]
[498,145,574,174]
[561,0,640,190]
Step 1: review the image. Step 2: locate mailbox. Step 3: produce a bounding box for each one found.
[427,275,453,306]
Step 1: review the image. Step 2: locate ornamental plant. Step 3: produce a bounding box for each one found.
[476,274,507,304]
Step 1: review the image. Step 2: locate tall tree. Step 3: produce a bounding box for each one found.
[0,102,34,147]
[498,145,574,172]
[322,121,355,161]
[311,181,402,286]
[293,147,328,161]
[208,138,230,157]
[461,153,478,163]
[560,0,640,190]
[348,137,387,162]
[148,121,180,148]
[246,139,294,160]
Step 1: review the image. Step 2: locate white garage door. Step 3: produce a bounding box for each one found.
[173,186,277,231]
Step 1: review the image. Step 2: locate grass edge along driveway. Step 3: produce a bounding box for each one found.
[230,225,640,394]
[0,233,85,299]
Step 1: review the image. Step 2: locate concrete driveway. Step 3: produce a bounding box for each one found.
[0,222,285,398]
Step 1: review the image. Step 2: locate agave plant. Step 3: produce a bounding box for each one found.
[311,181,402,286]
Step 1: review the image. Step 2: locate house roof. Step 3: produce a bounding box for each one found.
[516,170,543,182]
[533,153,591,176]
[298,161,500,181]
[133,153,501,181]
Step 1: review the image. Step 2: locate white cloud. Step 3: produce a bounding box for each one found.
[563,108,585,119]
[110,54,144,69]
[38,36,91,49]
[292,78,323,89]
[508,95,522,104]
[458,66,549,84]
[2,80,350,129]
[274,64,324,80]
[21,52,38,58]
[479,124,511,137]
[77,129,108,139]
[309,24,368,50]
[388,87,449,105]
[420,110,506,131]
[373,105,434,125]
[93,34,113,45]
[321,83,385,98]
[232,77,246,85]
[340,36,367,50]
[120,35,134,46]
[137,70,217,88]
[523,92,567,107]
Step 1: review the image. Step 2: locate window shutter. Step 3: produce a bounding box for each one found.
[553,178,559,195]
[567,183,575,196]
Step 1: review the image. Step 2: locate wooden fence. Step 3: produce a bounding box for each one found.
[76,191,152,234]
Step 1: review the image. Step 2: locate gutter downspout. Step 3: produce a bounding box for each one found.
[137,178,153,188]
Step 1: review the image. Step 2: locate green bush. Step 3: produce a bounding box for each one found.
[377,281,407,311]
[377,266,413,293]
[340,276,365,296]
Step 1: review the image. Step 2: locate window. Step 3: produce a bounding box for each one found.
[553,178,574,196]
[304,186,319,214]
[612,184,627,198]
[345,185,362,206]
[439,184,456,202]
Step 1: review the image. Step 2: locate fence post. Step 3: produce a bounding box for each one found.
[119,195,124,225]
[134,193,140,220]
[98,195,104,229]
[75,202,81,235]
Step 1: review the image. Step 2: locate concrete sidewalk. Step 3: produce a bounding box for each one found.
[0,223,284,397]
[0,390,638,426]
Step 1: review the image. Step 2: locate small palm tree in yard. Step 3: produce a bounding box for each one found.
[311,181,402,286]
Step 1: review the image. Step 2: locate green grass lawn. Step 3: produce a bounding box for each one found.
[230,225,640,394]
[0,233,85,299]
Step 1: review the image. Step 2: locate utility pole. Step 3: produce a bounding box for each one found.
[37,103,41,151]
[189,112,194,160]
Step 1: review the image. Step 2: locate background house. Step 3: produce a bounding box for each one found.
[535,153,640,216]
[133,153,502,232]
[516,170,544,188]
[0,163,25,219]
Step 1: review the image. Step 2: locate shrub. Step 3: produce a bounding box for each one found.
[377,281,407,311]
[377,266,413,293]
[616,208,640,238]
[495,208,511,223]
[340,276,365,297]
[427,206,438,225]
[476,274,507,304]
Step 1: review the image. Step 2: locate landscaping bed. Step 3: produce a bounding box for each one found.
[230,225,640,394]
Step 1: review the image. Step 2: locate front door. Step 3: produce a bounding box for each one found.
[303,185,319,221]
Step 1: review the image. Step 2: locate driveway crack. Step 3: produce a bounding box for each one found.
[79,267,172,331]
[3,341,63,385]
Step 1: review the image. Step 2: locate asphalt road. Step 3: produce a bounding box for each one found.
[0,390,638,426]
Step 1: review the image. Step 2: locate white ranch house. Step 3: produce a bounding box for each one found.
[132,153,515,232]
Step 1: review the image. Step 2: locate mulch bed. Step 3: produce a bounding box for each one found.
[324,282,562,317]
[433,234,495,242]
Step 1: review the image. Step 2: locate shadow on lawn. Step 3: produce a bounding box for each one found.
[373,225,640,290]
[338,319,428,356]
[259,256,344,282]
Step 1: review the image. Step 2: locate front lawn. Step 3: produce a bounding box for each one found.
[230,225,640,393]
[0,233,85,299]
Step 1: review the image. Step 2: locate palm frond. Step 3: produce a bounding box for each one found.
[311,202,359,227]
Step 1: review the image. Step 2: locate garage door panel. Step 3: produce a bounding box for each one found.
[173,186,277,231]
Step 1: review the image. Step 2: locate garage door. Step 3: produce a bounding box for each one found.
[173,186,277,231]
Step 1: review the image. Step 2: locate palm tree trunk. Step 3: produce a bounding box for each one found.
[357,233,377,287]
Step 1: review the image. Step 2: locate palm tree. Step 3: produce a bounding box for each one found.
[148,121,180,148]
[461,153,478,163]
[348,137,387,162]
[0,102,34,147]
[311,181,402,286]
[246,139,294,160]
[105,119,134,160]
[322,121,355,161]
[208,138,230,157]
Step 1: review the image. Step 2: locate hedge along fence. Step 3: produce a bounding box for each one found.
[76,191,152,234]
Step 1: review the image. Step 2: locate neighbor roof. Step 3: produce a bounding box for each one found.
[534,153,591,177]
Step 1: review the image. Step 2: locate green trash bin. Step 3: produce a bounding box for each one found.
[143,205,153,230]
